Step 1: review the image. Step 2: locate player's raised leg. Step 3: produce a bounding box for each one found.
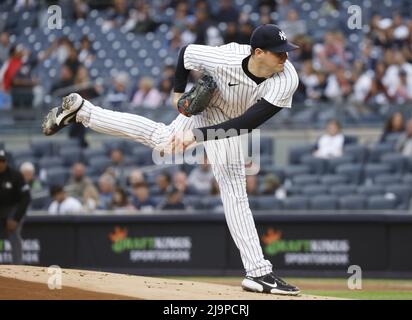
[42,93,194,151]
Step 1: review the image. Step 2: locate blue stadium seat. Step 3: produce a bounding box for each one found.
[320,174,348,185]
[45,167,70,186]
[367,143,394,162]
[283,165,311,178]
[335,163,363,184]
[292,174,320,186]
[288,144,316,164]
[374,174,402,185]
[403,174,412,186]
[253,196,283,210]
[357,185,385,196]
[59,147,83,167]
[301,155,327,174]
[364,164,392,181]
[283,196,309,210]
[385,184,412,209]
[380,154,408,173]
[367,195,397,210]
[330,184,358,196]
[343,144,368,163]
[327,155,354,173]
[310,195,338,210]
[339,195,367,210]
[301,184,328,196]
[31,140,53,158]
[53,140,80,155]
[88,157,112,175]
[38,156,64,169]
[82,149,107,164]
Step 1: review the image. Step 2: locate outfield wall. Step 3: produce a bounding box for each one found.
[1,212,412,277]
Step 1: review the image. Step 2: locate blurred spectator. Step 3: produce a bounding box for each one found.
[237,22,254,45]
[173,170,198,195]
[391,69,412,104]
[128,168,145,186]
[131,182,157,212]
[74,65,102,100]
[1,45,25,93]
[152,171,172,195]
[262,173,286,200]
[82,185,100,212]
[106,72,130,109]
[160,186,185,210]
[131,76,162,108]
[97,173,116,210]
[48,185,83,215]
[313,120,345,159]
[278,9,307,41]
[0,31,10,64]
[396,119,412,156]
[246,174,259,196]
[193,2,223,46]
[102,0,130,32]
[50,63,74,97]
[40,37,74,65]
[173,1,190,29]
[66,162,97,201]
[158,78,174,105]
[365,62,393,105]
[325,66,353,102]
[188,159,214,194]
[19,161,43,194]
[111,187,134,212]
[107,148,129,186]
[380,112,405,142]
[123,1,158,33]
[313,32,349,73]
[73,0,89,20]
[216,0,239,23]
[78,36,95,68]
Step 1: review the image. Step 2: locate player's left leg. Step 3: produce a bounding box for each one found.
[193,116,299,295]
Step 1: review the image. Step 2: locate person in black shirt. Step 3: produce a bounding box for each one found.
[0,149,31,264]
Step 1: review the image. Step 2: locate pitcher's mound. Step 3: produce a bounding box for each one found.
[0,265,337,300]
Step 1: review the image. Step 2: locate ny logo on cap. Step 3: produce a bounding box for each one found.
[278,31,287,41]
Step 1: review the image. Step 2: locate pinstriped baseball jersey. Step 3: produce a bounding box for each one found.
[183,42,299,119]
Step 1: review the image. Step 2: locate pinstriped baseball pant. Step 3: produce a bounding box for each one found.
[77,100,273,277]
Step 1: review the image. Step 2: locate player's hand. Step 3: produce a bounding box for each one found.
[6,219,18,233]
[170,130,196,154]
[173,92,183,109]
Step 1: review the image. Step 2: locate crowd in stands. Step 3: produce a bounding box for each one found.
[0,0,411,123]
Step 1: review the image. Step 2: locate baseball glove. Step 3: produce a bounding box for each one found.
[177,74,217,117]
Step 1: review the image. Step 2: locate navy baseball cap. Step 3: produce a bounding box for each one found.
[250,24,299,52]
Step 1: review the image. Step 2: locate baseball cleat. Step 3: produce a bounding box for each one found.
[42,93,84,136]
[242,272,300,296]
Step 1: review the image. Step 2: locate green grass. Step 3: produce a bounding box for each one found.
[304,290,412,300]
[167,276,412,300]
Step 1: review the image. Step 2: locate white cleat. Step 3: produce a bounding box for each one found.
[42,93,84,136]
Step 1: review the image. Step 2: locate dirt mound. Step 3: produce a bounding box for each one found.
[0,265,338,300]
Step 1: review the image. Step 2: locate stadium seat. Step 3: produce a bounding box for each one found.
[45,167,70,186]
[374,174,402,185]
[301,184,328,196]
[357,185,385,196]
[252,196,283,210]
[385,184,412,209]
[301,155,327,174]
[310,195,338,210]
[288,144,316,164]
[367,195,397,210]
[292,174,319,186]
[367,143,394,162]
[335,163,363,184]
[88,157,112,175]
[403,174,412,186]
[59,147,83,167]
[364,164,392,181]
[327,155,354,173]
[283,165,311,178]
[53,140,80,155]
[31,140,53,158]
[38,156,64,169]
[283,196,309,210]
[380,154,408,173]
[339,195,367,210]
[330,184,358,196]
[343,144,368,163]
[320,174,348,185]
